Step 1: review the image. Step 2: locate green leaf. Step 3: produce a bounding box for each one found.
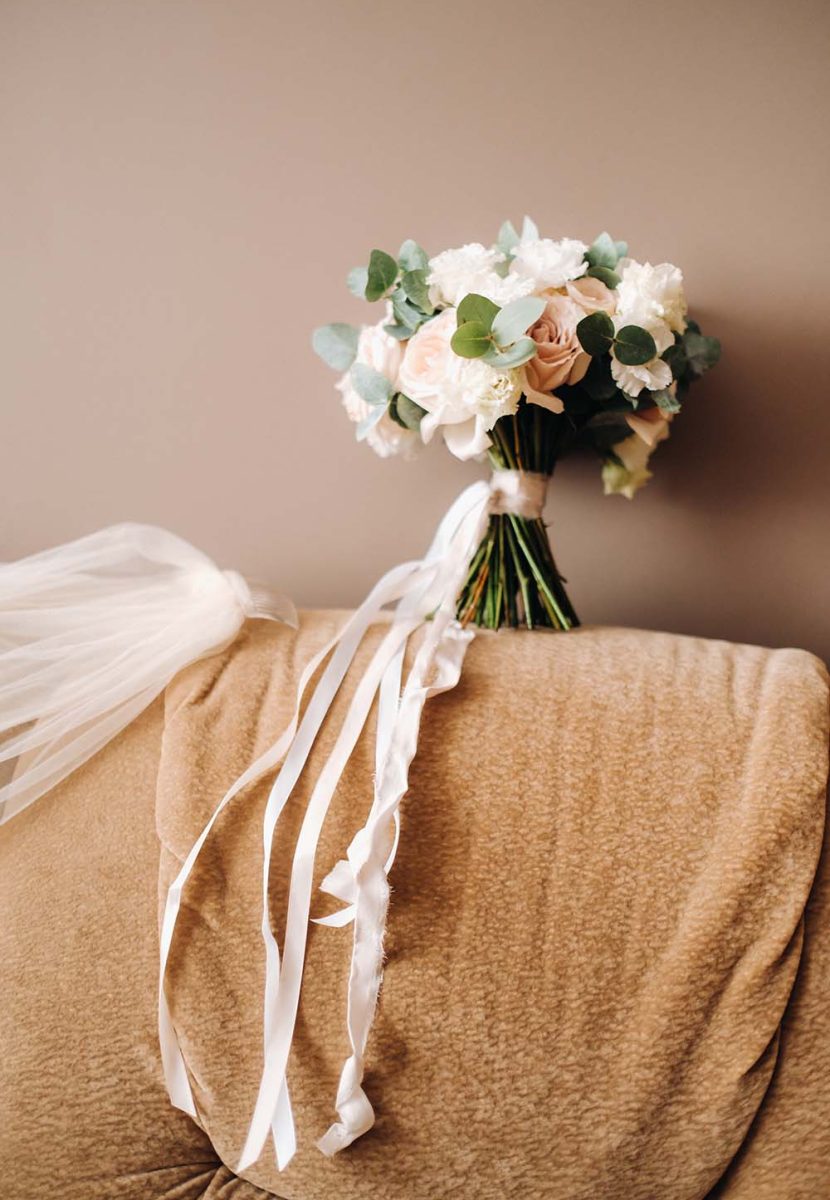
[614,325,657,366]
[482,337,537,368]
[492,296,546,346]
[347,266,369,298]
[648,387,682,414]
[391,288,424,332]
[662,340,688,380]
[615,240,628,259]
[365,249,399,302]
[581,355,618,402]
[351,363,393,406]
[401,269,434,313]
[584,411,635,453]
[585,232,618,271]
[497,220,520,255]
[576,310,615,357]
[521,215,540,242]
[457,292,500,330]
[398,239,429,272]
[312,323,359,371]
[586,265,621,289]
[356,405,386,441]
[383,322,412,342]
[389,392,426,431]
[451,320,492,358]
[683,330,721,377]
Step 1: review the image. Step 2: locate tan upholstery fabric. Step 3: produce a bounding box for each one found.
[1,614,828,1199]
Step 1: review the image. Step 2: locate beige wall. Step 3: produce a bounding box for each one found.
[2,0,829,660]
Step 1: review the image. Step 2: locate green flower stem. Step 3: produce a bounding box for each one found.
[456,399,580,631]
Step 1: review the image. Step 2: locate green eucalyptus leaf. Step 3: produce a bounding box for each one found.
[497,220,520,255]
[398,239,429,272]
[351,362,393,406]
[576,310,615,357]
[586,265,621,289]
[356,405,386,441]
[401,268,434,313]
[365,249,399,302]
[482,337,537,368]
[662,340,688,381]
[384,322,412,342]
[492,296,546,346]
[457,292,500,330]
[648,386,682,414]
[615,240,628,258]
[451,320,492,358]
[347,266,369,298]
[391,288,424,332]
[389,392,427,431]
[521,215,540,242]
[614,325,657,366]
[683,330,721,376]
[312,323,359,371]
[585,231,618,270]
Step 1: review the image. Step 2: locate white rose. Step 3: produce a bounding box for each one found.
[616,259,687,335]
[509,237,588,291]
[610,355,673,398]
[399,309,521,460]
[426,243,507,307]
[336,320,418,459]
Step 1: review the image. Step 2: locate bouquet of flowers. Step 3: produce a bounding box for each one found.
[314,218,720,630]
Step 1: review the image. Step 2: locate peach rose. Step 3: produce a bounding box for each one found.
[625,400,674,445]
[524,294,590,394]
[565,276,617,315]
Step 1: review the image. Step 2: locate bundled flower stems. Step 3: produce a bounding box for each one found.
[315,217,720,628]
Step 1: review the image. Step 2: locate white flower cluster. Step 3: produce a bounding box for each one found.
[321,220,708,494]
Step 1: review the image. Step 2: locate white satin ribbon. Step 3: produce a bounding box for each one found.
[159,470,540,1171]
[0,523,296,825]
[236,481,492,1171]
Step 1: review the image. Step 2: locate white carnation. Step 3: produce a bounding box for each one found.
[616,260,687,335]
[610,355,673,398]
[509,237,588,291]
[427,242,506,307]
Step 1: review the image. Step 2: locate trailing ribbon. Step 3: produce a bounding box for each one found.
[157,470,542,1172]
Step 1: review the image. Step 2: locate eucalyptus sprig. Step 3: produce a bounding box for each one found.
[450,294,545,368]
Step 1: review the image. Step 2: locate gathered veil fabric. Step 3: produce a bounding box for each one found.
[0,524,296,825]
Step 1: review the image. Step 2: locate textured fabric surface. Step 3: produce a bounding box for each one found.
[1,614,828,1199]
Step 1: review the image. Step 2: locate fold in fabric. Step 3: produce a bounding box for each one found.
[0,524,296,825]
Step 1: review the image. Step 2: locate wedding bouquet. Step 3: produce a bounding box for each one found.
[314,218,720,630]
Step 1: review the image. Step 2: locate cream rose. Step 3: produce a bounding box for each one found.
[524,295,590,395]
[399,309,521,460]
